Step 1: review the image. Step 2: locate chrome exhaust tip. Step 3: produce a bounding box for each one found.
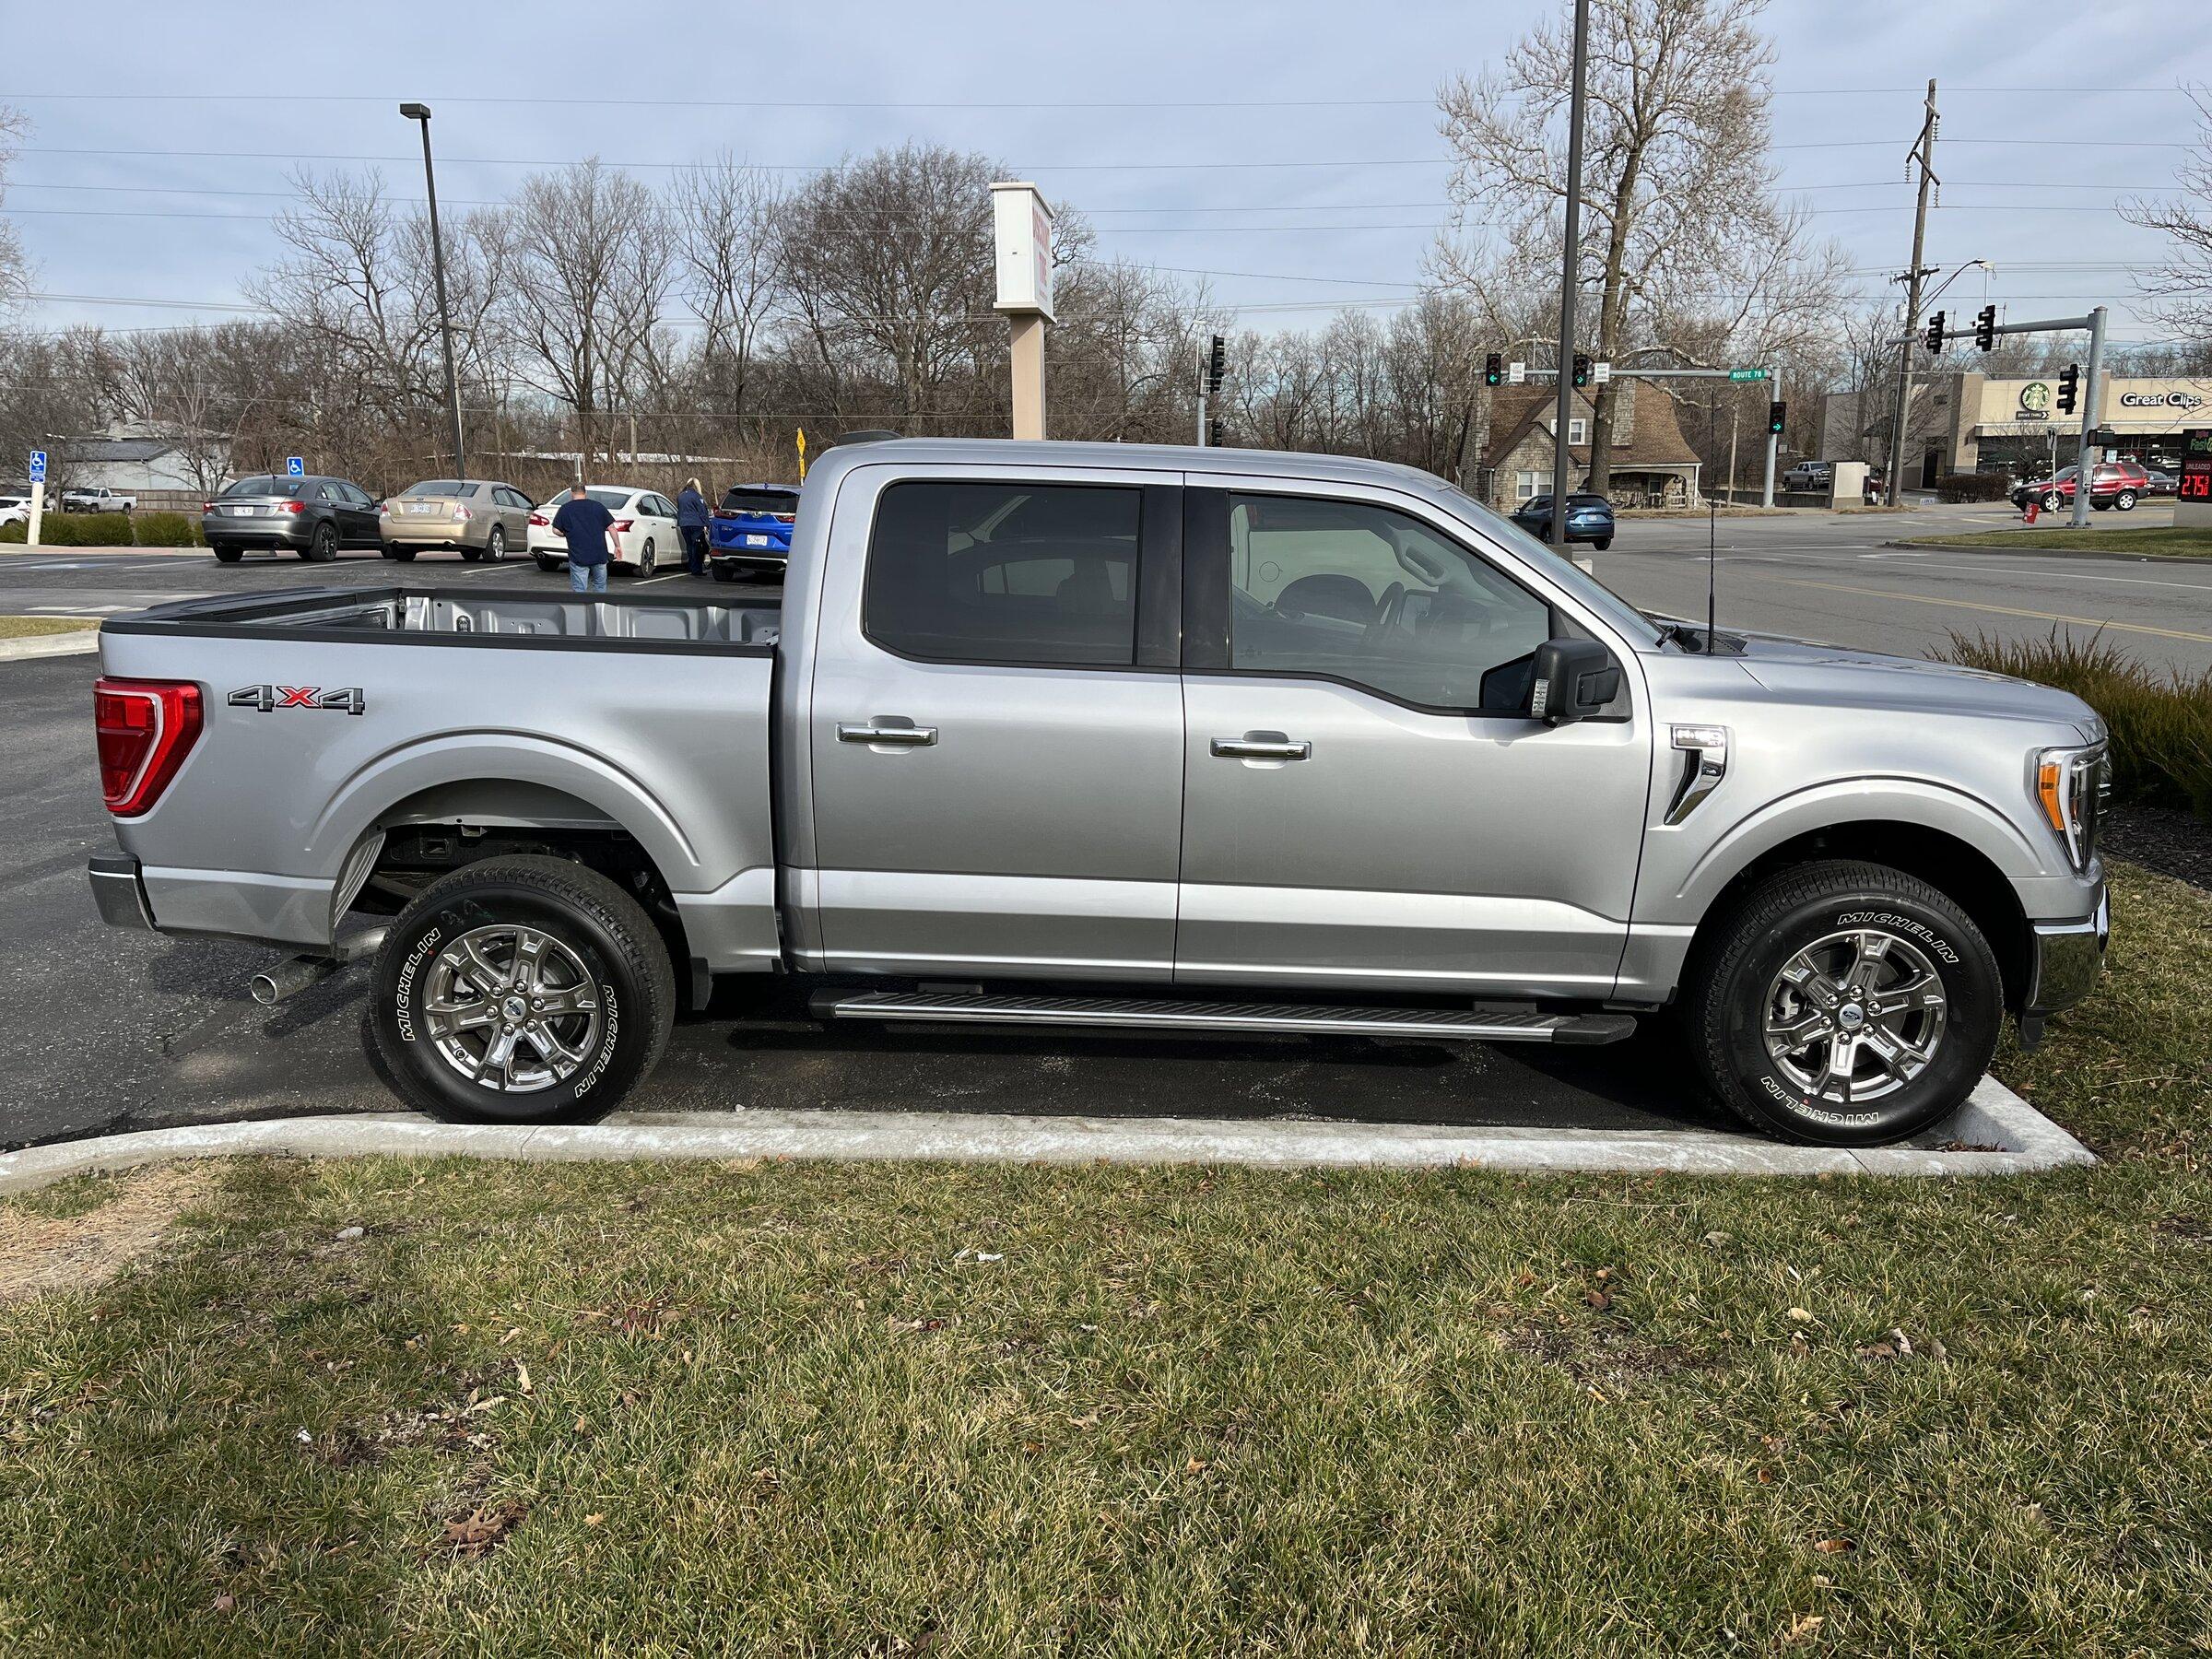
[251,954,338,1006]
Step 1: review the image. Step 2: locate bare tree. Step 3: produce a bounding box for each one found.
[0,104,29,318]
[671,152,786,422]
[1439,0,1828,494]
[2123,86,2212,353]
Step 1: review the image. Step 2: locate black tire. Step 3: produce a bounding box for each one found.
[367,855,677,1124]
[387,546,418,562]
[640,537,655,576]
[1593,535,1613,551]
[535,555,564,573]
[308,522,338,561]
[1681,859,2001,1147]
[212,544,242,564]
[2042,490,2065,512]
[459,546,483,562]
[709,563,737,583]
[486,525,507,561]
[2114,489,2137,512]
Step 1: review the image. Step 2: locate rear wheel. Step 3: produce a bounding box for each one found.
[1593,535,1612,551]
[2114,488,2137,511]
[709,563,738,583]
[367,855,676,1124]
[387,546,418,562]
[485,525,507,561]
[535,555,563,573]
[1682,859,2001,1147]
[640,537,656,576]
[307,522,338,561]
[212,545,242,564]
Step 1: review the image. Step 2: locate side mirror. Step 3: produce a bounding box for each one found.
[1529,638,1620,725]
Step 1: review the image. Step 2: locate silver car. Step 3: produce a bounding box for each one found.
[378,479,535,562]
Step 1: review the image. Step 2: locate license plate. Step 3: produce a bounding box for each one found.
[744,534,770,547]
[226,505,258,516]
[404,502,441,515]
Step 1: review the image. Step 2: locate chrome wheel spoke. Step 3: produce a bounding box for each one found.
[1870,971,1944,1018]
[511,928,548,993]
[1822,1035,1859,1103]
[1766,1009,1828,1052]
[521,1024,586,1069]
[1844,931,1895,994]
[1764,925,1948,1110]
[424,924,603,1095]
[535,983,599,1016]
[475,1026,521,1087]
[456,937,506,995]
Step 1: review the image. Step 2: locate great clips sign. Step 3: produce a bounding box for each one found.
[2116,389,2207,411]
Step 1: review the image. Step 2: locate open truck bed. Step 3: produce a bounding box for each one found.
[92,586,786,977]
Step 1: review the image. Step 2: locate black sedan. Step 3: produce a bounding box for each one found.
[1510,492,1615,551]
[204,474,384,563]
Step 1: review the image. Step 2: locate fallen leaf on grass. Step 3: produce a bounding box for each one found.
[1781,1613,1825,1645]
[514,1361,532,1394]
[1785,1307,1815,1324]
[1811,1536,1855,1554]
[1183,1456,1209,1474]
[1583,1288,1612,1311]
[582,1513,605,1527]
[440,1500,525,1560]
[211,1594,236,1613]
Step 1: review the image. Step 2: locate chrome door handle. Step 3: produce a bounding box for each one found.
[1211,736,1312,760]
[838,723,937,747]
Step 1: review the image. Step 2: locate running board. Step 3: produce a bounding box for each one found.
[809,990,1636,1046]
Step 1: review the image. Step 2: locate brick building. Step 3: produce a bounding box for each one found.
[1471,381,1703,511]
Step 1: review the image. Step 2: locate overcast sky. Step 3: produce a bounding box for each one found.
[6,0,2209,348]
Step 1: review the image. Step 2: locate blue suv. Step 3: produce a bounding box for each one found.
[707,484,802,582]
[1510,492,1615,551]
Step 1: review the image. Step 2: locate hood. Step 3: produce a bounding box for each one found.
[1729,632,2102,735]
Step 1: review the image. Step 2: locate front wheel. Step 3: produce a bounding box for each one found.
[367,855,677,1124]
[1681,859,2001,1147]
[2043,490,2065,512]
[2113,489,2137,511]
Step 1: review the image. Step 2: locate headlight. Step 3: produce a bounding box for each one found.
[2032,744,2108,871]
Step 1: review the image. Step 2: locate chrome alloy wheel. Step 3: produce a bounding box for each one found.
[1762,928,1947,1108]
[421,924,602,1093]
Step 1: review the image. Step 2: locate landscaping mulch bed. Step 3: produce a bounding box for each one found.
[2102,805,2212,891]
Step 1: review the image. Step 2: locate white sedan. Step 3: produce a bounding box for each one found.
[526,485,682,577]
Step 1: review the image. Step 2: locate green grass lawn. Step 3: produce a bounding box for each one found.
[1909,524,2212,557]
[0,615,98,639]
[4,864,2208,1654]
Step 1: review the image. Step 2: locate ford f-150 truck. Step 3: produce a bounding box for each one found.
[85,439,2110,1146]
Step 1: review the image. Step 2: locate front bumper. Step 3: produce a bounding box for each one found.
[88,853,155,931]
[2025,884,2109,1015]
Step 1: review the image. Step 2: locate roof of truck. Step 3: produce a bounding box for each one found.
[800,437,1453,495]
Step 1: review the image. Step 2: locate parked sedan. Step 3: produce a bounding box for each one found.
[525,485,680,576]
[204,475,383,564]
[379,479,535,561]
[2008,461,2149,513]
[707,483,802,582]
[2143,467,2180,497]
[1510,492,1615,550]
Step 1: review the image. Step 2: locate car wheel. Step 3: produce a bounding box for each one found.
[388,547,418,562]
[709,563,737,583]
[535,555,563,574]
[2043,491,2065,512]
[486,525,507,561]
[307,522,338,561]
[459,546,483,561]
[1681,859,2001,1147]
[1593,535,1612,551]
[367,855,677,1125]
[212,545,242,564]
[2114,489,2137,511]
[639,537,656,577]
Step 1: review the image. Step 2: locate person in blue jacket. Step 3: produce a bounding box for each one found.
[677,477,710,577]
[551,481,615,595]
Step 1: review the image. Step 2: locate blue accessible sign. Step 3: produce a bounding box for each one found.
[29,451,46,482]
[287,456,305,477]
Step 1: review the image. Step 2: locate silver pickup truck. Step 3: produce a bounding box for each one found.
[86,439,2110,1146]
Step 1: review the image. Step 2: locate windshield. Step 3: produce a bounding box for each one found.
[1447,488,1663,646]
[538,488,631,512]
[402,480,477,498]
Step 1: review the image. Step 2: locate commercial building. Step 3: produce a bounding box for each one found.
[1818,371,2212,486]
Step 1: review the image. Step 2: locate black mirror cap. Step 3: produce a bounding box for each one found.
[1529,638,1621,725]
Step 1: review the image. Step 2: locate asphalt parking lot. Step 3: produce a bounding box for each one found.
[0,556,1726,1149]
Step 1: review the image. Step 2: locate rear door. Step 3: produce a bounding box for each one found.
[804,465,1186,980]
[1173,481,1650,999]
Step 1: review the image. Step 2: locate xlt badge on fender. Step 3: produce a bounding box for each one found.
[229,684,366,715]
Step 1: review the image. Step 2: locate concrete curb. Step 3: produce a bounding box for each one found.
[1884,537,2212,566]
[0,1076,2092,1196]
[0,629,100,661]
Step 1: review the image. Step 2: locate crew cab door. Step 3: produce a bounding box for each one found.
[804,466,1186,979]
[1173,482,1650,999]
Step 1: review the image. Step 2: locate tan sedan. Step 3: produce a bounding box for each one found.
[378,478,536,562]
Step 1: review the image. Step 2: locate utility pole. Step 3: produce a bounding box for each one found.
[399,103,466,481]
[2069,304,2108,530]
[1884,80,1938,507]
[1550,0,1592,559]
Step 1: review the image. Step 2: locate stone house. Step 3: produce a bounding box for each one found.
[1472,382,1702,511]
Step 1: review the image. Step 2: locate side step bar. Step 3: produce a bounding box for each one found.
[809,990,1637,1046]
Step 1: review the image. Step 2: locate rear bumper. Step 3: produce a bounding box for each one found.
[87,853,154,931]
[203,514,310,546]
[2025,885,2109,1015]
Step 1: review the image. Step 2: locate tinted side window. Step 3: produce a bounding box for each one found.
[1226,493,1554,713]
[865,481,1141,667]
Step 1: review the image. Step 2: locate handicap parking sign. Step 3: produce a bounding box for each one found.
[287,456,304,478]
[29,451,45,482]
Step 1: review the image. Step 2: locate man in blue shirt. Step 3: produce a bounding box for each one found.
[677,477,710,577]
[551,482,615,594]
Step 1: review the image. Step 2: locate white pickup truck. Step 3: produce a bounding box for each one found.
[86,438,2109,1146]
[62,487,137,513]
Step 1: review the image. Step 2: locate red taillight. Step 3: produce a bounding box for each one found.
[202,501,216,513]
[528,512,549,527]
[282,500,306,514]
[94,677,203,817]
[611,519,633,534]
[712,509,738,520]
[454,505,472,521]
[772,513,796,524]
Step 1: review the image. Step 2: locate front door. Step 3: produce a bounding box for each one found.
[1174,486,1651,998]
[807,471,1186,980]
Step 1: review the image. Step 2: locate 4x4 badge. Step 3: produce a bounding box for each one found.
[229,684,366,715]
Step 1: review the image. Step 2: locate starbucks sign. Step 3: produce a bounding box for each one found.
[2017,382,2052,421]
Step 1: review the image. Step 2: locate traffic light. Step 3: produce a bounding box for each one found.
[1208,418,1226,448]
[1571,353,1591,388]
[1924,311,1946,353]
[1973,304,1996,352]
[1483,351,1503,388]
[2056,363,2079,416]
[1767,400,1787,437]
[1205,334,1227,395]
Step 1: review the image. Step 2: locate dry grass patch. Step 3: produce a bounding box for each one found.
[0,1164,217,1302]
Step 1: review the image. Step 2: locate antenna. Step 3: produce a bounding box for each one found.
[1706,487,1719,650]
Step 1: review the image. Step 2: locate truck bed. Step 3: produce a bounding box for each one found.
[103,585,782,651]
[95,585,784,970]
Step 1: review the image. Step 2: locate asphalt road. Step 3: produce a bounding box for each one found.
[1593,500,2212,677]
[0,589,1723,1148]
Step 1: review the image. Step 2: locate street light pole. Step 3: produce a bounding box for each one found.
[1884,80,1937,507]
[1549,0,1591,561]
[400,102,466,479]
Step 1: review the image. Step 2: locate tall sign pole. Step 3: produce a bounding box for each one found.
[2068,304,2108,530]
[1885,81,1938,507]
[991,182,1055,441]
[400,104,466,479]
[1549,0,1592,559]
